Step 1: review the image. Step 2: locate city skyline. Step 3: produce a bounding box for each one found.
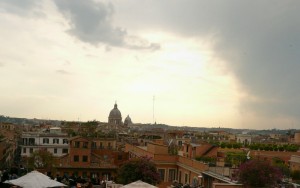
[0,0,299,129]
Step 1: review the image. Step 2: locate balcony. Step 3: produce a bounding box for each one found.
[21,143,37,146]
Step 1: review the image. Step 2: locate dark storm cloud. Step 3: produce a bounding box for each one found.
[53,0,160,50]
[125,0,300,120]
[210,1,300,120]
[187,1,300,120]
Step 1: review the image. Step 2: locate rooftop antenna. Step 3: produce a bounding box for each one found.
[153,95,155,125]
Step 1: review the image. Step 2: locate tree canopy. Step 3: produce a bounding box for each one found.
[236,159,282,187]
[28,150,55,171]
[117,157,161,185]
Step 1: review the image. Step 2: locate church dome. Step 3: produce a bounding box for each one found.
[109,103,122,118]
[108,103,122,125]
[124,115,132,126]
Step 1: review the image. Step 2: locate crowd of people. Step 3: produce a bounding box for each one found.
[0,169,20,188]
[0,169,115,188]
[55,173,114,188]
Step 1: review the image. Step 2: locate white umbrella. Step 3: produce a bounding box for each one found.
[120,180,158,188]
[4,170,66,188]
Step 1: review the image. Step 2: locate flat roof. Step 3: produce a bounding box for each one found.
[202,171,239,184]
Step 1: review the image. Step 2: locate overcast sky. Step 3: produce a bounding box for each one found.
[0,0,299,130]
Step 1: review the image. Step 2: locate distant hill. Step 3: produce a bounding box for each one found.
[0,115,298,135]
[0,115,61,126]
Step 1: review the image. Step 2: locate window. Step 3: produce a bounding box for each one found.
[168,169,176,182]
[184,173,188,184]
[83,142,88,148]
[178,141,182,146]
[29,138,35,145]
[92,142,96,148]
[62,149,68,154]
[63,139,68,144]
[74,155,79,162]
[179,171,182,183]
[74,141,80,148]
[118,155,122,160]
[158,169,165,182]
[23,148,26,153]
[43,138,49,144]
[82,155,88,162]
[192,177,199,187]
[53,139,59,144]
[108,142,111,149]
[23,138,27,145]
[30,148,33,154]
[100,142,103,149]
[103,155,108,161]
[73,172,78,177]
[54,148,57,154]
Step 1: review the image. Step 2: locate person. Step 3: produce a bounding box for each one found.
[69,174,77,188]
[86,179,93,188]
[55,174,62,182]
[1,170,9,182]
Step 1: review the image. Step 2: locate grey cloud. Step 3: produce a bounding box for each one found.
[0,0,41,16]
[210,1,300,121]
[54,0,159,50]
[125,0,300,123]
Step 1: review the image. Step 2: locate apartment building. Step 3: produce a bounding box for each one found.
[125,141,211,188]
[125,139,249,188]
[56,136,129,180]
[20,127,69,157]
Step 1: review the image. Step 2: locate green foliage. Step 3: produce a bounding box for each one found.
[195,156,216,166]
[225,152,247,167]
[147,135,162,139]
[233,143,242,149]
[220,142,226,148]
[292,170,300,180]
[28,150,55,170]
[249,143,299,152]
[84,120,99,126]
[218,142,242,149]
[117,157,161,185]
[168,145,178,155]
[272,157,290,177]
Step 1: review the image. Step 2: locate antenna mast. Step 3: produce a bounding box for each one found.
[153,95,155,124]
